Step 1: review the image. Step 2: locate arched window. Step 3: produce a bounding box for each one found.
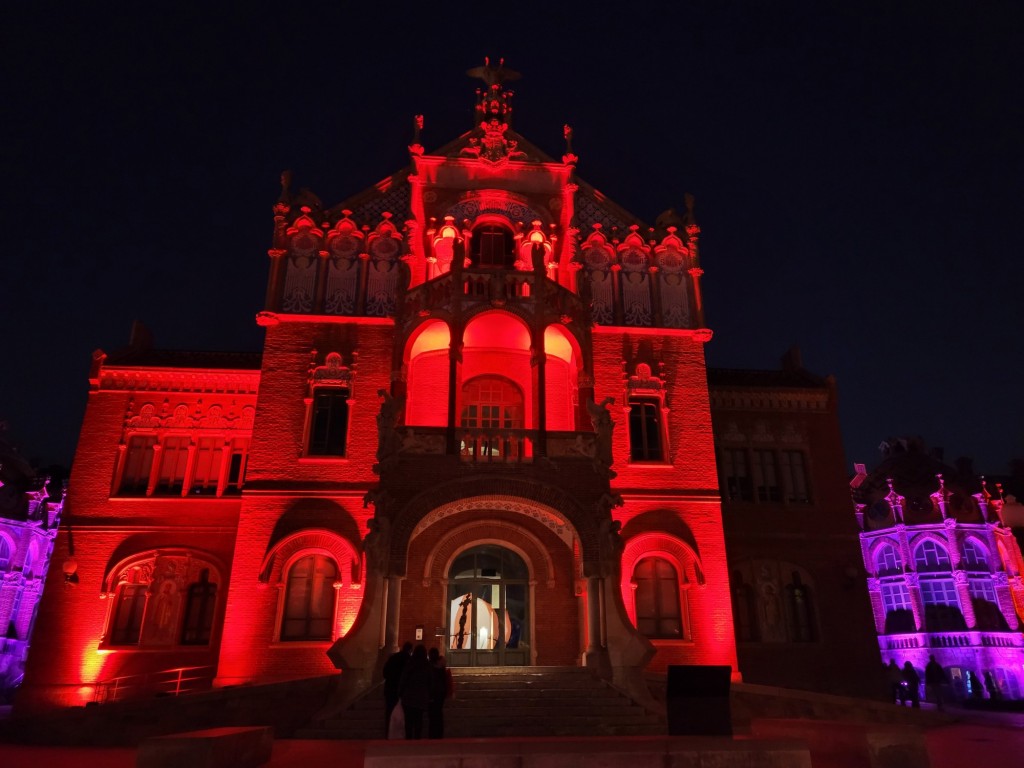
[633,557,684,639]
[471,224,515,268]
[0,536,12,570]
[875,544,903,576]
[914,540,952,571]
[962,539,988,570]
[281,554,338,641]
[104,551,221,648]
[461,377,523,429]
[460,376,524,460]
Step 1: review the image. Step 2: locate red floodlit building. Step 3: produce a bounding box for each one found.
[18,67,878,713]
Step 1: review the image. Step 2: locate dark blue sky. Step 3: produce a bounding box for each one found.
[3,2,1022,473]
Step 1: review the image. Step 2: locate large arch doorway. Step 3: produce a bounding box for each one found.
[446,544,529,667]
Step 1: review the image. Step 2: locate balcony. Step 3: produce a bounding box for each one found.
[397,427,598,466]
[400,268,586,326]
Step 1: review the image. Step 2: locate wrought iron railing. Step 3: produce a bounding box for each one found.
[458,428,536,464]
[94,664,215,704]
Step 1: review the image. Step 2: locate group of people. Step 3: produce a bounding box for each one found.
[884,659,1003,712]
[383,642,454,739]
[885,655,952,710]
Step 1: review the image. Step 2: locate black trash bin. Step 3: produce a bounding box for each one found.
[666,664,732,736]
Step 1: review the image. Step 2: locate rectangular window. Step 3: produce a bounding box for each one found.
[920,579,960,607]
[881,581,913,613]
[477,230,508,267]
[225,439,248,494]
[155,436,190,495]
[111,584,147,645]
[181,575,218,645]
[628,399,663,462]
[121,435,157,495]
[634,557,685,639]
[752,449,781,503]
[282,555,337,641]
[190,437,223,495]
[968,578,997,603]
[720,448,753,502]
[309,389,349,456]
[780,450,811,503]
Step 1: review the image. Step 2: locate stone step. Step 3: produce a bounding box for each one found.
[299,666,666,740]
[323,703,656,726]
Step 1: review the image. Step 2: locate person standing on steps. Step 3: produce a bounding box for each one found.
[382,641,412,737]
[399,644,435,739]
[427,647,450,739]
[902,661,921,708]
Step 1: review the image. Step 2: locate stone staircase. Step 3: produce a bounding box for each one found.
[300,666,666,740]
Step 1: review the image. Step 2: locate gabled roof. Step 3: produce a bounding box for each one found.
[319,127,647,233]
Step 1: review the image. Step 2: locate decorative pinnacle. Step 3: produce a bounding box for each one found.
[466,57,521,87]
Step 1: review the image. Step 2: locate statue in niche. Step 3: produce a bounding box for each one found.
[586,396,616,478]
[148,580,180,645]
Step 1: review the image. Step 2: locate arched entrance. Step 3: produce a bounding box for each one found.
[446,544,530,667]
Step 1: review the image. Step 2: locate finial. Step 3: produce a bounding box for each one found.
[409,114,425,156]
[562,124,578,165]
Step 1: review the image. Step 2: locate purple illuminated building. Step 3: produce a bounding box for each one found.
[852,438,1024,702]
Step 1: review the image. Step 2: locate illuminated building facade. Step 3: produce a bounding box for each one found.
[0,443,64,704]
[18,68,877,712]
[853,439,1024,701]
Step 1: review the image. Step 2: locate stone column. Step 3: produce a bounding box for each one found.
[384,575,403,653]
[953,570,977,628]
[904,572,925,631]
[866,577,887,633]
[145,444,162,497]
[992,572,1020,630]
[585,576,602,656]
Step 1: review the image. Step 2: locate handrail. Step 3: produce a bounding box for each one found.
[95,664,216,703]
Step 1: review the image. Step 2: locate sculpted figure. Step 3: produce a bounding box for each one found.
[586,396,616,477]
[363,515,391,576]
[375,389,405,466]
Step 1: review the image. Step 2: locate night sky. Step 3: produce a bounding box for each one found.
[3,2,1022,475]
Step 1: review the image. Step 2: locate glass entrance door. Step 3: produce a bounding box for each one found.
[446,545,529,667]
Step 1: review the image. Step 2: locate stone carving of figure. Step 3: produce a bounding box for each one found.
[363,515,391,576]
[586,396,616,477]
[375,389,405,468]
[597,517,625,576]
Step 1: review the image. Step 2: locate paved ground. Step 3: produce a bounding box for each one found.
[0,705,1021,767]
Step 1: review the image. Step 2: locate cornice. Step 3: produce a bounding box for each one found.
[709,388,830,412]
[96,367,260,395]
